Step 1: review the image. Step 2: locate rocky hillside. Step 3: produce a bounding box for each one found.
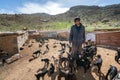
[0,4,120,30]
[55,4,120,23]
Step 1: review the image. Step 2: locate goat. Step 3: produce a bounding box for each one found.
[35,58,50,80]
[53,45,57,48]
[60,42,66,50]
[28,44,33,47]
[46,44,49,51]
[39,43,43,47]
[0,50,3,53]
[91,55,103,73]
[59,49,65,56]
[59,55,68,68]
[29,57,35,62]
[83,45,97,61]
[35,69,48,80]
[75,53,91,73]
[41,58,50,68]
[67,53,76,73]
[51,56,59,68]
[115,49,120,63]
[48,63,55,76]
[29,50,41,62]
[20,47,24,50]
[36,58,50,73]
[42,50,48,55]
[41,58,49,63]
[33,50,41,58]
[1,59,6,66]
[58,68,77,80]
[105,65,118,80]
[67,44,72,53]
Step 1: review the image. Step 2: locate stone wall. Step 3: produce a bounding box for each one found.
[17,31,28,52]
[0,35,18,55]
[28,31,96,42]
[29,31,69,41]
[96,31,120,47]
[0,31,28,55]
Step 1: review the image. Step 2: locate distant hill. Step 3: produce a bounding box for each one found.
[54,4,120,23]
[0,4,120,31]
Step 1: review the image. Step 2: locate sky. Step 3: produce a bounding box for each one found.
[0,0,120,15]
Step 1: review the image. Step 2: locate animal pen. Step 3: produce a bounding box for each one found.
[95,29,120,47]
[0,31,28,55]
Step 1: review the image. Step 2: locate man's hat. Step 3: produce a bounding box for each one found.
[74,17,80,22]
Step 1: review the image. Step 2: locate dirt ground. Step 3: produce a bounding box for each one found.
[0,39,120,80]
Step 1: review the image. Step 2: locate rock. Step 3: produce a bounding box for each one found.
[6,53,22,64]
[57,32,69,41]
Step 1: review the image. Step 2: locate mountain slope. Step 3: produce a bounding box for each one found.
[55,4,120,23]
[0,4,120,31]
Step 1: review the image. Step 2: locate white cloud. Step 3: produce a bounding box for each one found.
[17,1,69,15]
[0,9,15,14]
[93,0,101,4]
[55,0,102,7]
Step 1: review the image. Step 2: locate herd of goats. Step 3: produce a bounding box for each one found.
[27,39,120,80]
[0,38,120,80]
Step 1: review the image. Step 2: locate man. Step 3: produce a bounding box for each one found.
[69,18,85,57]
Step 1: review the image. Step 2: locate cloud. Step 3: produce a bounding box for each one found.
[17,1,69,15]
[0,9,15,14]
[55,0,102,7]
[93,0,101,4]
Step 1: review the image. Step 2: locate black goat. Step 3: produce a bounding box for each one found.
[35,69,48,80]
[91,55,103,73]
[83,45,97,61]
[35,58,49,78]
[42,50,48,55]
[67,44,72,53]
[1,59,6,66]
[59,55,68,68]
[48,63,55,76]
[53,45,57,48]
[58,68,77,80]
[36,58,50,73]
[115,49,120,63]
[41,58,50,68]
[33,50,41,58]
[28,50,41,62]
[41,58,49,63]
[60,42,66,50]
[46,44,49,50]
[75,53,91,73]
[39,43,43,47]
[28,44,33,47]
[59,49,65,55]
[67,53,76,73]
[105,65,118,80]
[51,56,59,68]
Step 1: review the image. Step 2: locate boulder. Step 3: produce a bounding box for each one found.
[6,53,22,64]
[57,32,69,41]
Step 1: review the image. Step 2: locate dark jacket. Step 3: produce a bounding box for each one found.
[69,24,85,46]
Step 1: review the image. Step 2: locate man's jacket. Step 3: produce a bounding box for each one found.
[69,24,85,46]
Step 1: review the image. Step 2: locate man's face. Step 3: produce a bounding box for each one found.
[75,20,81,26]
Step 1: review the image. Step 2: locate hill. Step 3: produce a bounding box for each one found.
[0,4,120,31]
[55,4,120,22]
